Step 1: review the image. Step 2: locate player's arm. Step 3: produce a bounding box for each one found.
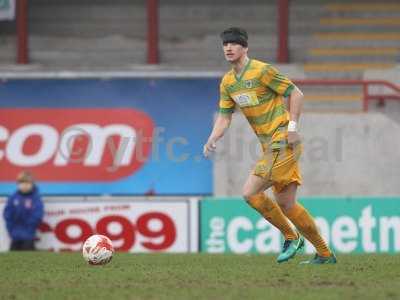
[260,64,303,145]
[203,113,232,157]
[287,85,304,145]
[203,81,235,157]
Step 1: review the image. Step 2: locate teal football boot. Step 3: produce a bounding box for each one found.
[276,235,305,263]
[300,253,337,265]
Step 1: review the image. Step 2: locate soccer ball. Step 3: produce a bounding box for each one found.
[82,234,114,265]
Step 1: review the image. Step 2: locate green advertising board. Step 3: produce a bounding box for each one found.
[200,197,400,254]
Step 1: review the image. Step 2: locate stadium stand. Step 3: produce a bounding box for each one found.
[0,0,147,68]
[290,1,400,111]
[0,0,398,113]
[295,2,400,77]
[0,0,276,69]
[0,1,398,70]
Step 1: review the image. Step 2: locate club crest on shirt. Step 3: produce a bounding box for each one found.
[245,80,253,89]
[232,91,259,107]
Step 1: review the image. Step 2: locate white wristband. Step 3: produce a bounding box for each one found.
[288,121,297,132]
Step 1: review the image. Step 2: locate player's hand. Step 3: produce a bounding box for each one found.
[287,131,301,147]
[203,140,217,157]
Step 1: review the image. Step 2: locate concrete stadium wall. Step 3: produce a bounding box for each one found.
[214,111,400,197]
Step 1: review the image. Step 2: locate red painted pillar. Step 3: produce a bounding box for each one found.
[147,0,159,64]
[277,0,289,63]
[16,0,29,64]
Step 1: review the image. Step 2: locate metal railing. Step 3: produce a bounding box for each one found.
[294,79,400,112]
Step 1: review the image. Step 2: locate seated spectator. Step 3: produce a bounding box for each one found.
[3,171,44,251]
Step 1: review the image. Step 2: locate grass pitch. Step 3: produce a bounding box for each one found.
[0,252,398,300]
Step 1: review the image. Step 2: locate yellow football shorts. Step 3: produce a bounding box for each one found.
[253,143,303,193]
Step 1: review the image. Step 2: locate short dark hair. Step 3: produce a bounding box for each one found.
[17,170,34,183]
[220,27,248,47]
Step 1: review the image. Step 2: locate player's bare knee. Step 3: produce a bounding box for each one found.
[242,187,256,201]
[242,191,252,202]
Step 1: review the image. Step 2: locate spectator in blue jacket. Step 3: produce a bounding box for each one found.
[3,171,44,251]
